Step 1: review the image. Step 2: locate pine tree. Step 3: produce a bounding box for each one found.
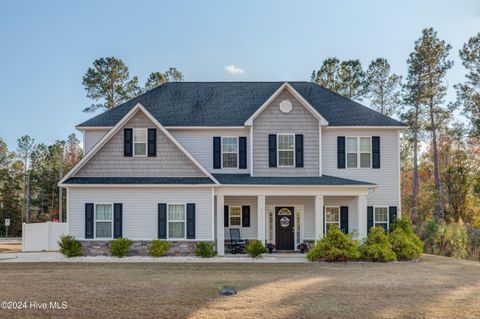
[456,33,480,137]
[364,58,402,116]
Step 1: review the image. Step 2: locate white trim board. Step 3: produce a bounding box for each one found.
[59,103,220,186]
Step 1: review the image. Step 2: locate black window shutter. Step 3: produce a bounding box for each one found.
[158,203,167,239]
[148,128,157,157]
[213,137,221,169]
[268,134,277,167]
[372,136,381,168]
[224,205,229,227]
[113,203,123,238]
[239,137,247,169]
[85,203,94,239]
[367,206,374,233]
[295,134,304,168]
[389,206,397,231]
[337,136,345,168]
[187,203,196,239]
[242,206,250,227]
[124,128,133,157]
[340,206,349,234]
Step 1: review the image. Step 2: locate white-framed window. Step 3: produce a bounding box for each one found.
[229,206,242,226]
[374,206,388,231]
[133,128,147,156]
[95,203,113,238]
[167,204,186,239]
[277,133,295,167]
[346,136,371,168]
[325,206,340,230]
[222,137,238,168]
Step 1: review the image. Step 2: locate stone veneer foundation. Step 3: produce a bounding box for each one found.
[79,240,205,256]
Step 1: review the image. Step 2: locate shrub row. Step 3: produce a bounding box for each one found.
[58,236,218,258]
[307,217,423,262]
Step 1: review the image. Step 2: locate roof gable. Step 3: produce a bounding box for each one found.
[60,104,219,186]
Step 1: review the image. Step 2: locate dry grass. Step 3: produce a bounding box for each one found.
[0,242,21,253]
[0,255,478,318]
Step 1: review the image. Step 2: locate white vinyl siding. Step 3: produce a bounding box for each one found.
[170,128,249,174]
[68,187,213,241]
[323,128,400,209]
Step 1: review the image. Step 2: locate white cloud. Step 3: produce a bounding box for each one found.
[224,64,245,75]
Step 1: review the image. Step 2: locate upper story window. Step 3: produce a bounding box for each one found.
[346,137,371,168]
[133,128,147,156]
[222,137,238,168]
[278,133,295,167]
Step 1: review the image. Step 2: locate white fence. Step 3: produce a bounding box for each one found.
[22,222,68,252]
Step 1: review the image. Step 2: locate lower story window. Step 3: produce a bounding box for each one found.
[229,206,241,226]
[95,204,113,238]
[168,204,186,239]
[374,207,388,231]
[325,207,340,230]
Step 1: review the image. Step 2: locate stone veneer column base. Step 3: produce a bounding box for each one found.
[79,240,208,256]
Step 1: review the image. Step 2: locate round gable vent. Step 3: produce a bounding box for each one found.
[279,100,292,113]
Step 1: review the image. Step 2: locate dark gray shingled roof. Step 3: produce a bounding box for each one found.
[212,174,376,186]
[64,177,215,184]
[77,82,406,127]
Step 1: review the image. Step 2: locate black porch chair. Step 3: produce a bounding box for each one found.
[229,228,246,254]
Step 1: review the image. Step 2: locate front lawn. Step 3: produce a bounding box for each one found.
[0,255,478,318]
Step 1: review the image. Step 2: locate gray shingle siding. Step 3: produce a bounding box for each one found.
[77,82,406,128]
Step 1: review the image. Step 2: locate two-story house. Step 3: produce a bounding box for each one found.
[59,82,405,255]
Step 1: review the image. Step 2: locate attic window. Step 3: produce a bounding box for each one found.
[279,100,292,113]
[133,128,147,156]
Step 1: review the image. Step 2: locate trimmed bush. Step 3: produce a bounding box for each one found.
[389,218,422,261]
[110,238,132,258]
[245,240,268,258]
[149,239,172,257]
[307,226,360,262]
[195,242,216,258]
[58,235,83,258]
[360,227,396,262]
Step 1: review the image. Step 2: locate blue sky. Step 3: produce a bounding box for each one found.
[0,0,479,148]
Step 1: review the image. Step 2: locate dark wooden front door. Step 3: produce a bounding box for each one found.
[275,207,295,250]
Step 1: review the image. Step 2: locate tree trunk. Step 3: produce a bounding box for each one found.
[429,99,442,221]
[411,79,422,225]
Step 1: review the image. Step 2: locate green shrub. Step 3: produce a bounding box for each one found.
[467,229,480,261]
[110,238,132,258]
[360,227,396,262]
[195,242,216,258]
[245,240,268,257]
[433,221,468,258]
[388,218,422,261]
[307,226,360,262]
[58,235,83,258]
[149,239,172,257]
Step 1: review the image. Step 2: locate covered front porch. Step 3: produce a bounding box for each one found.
[214,186,371,256]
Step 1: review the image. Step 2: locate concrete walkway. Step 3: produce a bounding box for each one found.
[0,251,309,263]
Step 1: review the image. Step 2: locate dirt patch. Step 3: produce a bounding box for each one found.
[0,242,21,253]
[0,255,478,318]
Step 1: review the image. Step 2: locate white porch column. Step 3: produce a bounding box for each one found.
[357,195,368,240]
[314,195,324,240]
[257,195,266,242]
[216,195,225,256]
